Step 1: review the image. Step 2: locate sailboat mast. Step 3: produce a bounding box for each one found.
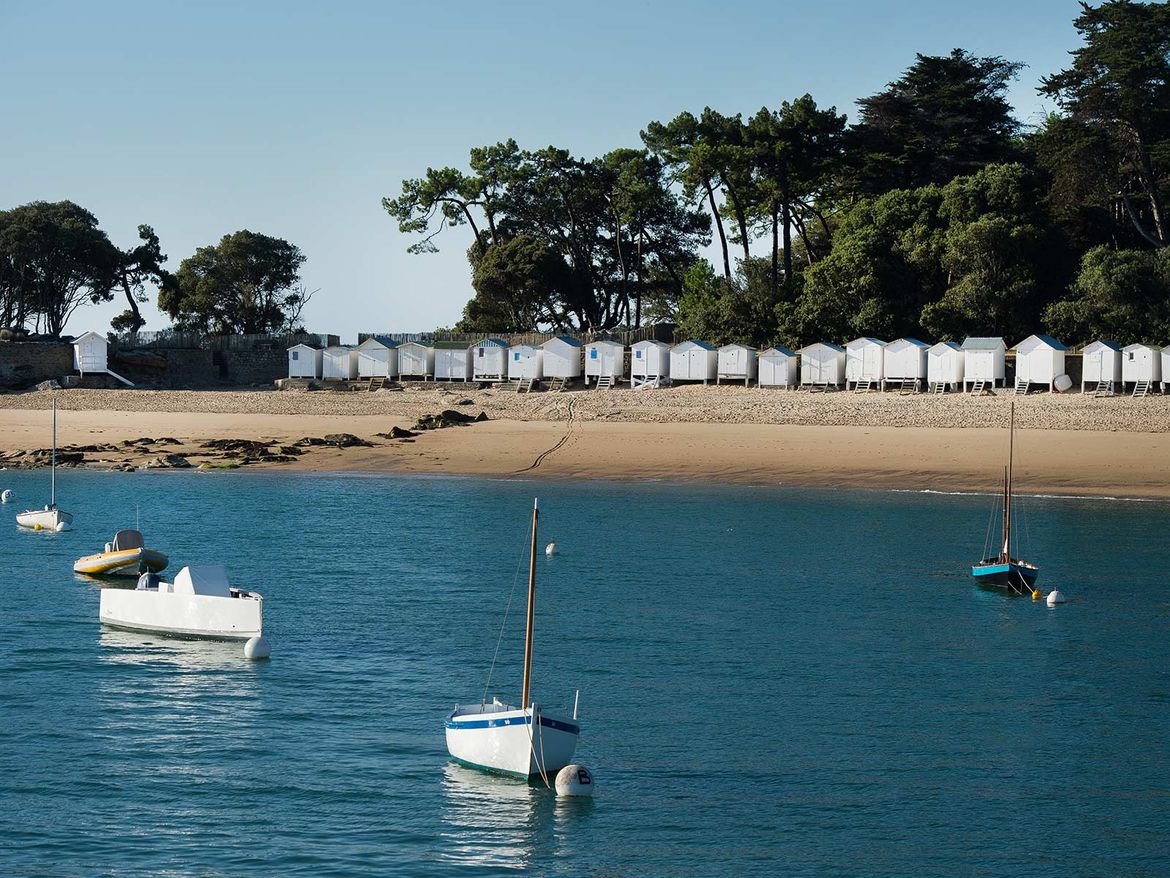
[50,399,57,508]
[520,498,539,710]
[1004,401,1015,561]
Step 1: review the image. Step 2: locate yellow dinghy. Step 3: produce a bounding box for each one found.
[74,529,168,577]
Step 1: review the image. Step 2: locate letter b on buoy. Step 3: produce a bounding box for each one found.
[555,763,594,797]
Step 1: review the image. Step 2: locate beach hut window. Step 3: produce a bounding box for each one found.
[291,351,299,360]
[478,348,484,357]
[1128,352,1135,360]
[514,352,520,361]
[590,349,597,359]
[636,350,642,359]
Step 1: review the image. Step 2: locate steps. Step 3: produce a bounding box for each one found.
[894,378,920,394]
[515,377,535,394]
[547,377,568,392]
[968,379,987,395]
[593,375,614,390]
[852,379,875,393]
[1014,377,1030,395]
[1092,380,1115,397]
[930,381,947,394]
[1133,379,1151,398]
[367,377,386,392]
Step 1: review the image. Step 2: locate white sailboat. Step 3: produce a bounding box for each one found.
[16,399,73,531]
[445,499,580,781]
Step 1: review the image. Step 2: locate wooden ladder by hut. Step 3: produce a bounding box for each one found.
[546,377,568,393]
[367,377,386,392]
[1133,379,1151,398]
[894,378,920,394]
[593,375,614,390]
[1014,377,1030,395]
[1092,380,1116,397]
[515,377,535,394]
[929,381,947,394]
[968,379,987,395]
[853,379,875,393]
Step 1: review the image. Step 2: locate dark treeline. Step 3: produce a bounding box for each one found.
[0,202,311,338]
[386,0,1170,347]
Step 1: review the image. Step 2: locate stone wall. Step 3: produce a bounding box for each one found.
[0,341,73,389]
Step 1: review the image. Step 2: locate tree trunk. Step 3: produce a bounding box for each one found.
[705,180,731,278]
[724,181,751,264]
[782,197,793,284]
[120,274,145,331]
[771,203,779,294]
[635,230,644,328]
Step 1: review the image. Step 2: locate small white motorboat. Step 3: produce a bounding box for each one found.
[16,399,73,531]
[446,499,581,781]
[74,529,169,577]
[99,565,263,640]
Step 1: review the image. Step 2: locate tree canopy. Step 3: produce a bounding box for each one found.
[160,230,308,335]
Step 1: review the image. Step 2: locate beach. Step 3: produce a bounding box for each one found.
[0,386,1167,497]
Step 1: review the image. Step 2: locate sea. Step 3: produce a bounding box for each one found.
[0,469,1167,877]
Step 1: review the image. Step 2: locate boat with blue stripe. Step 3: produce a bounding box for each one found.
[971,401,1041,595]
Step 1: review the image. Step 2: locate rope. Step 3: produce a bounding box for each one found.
[480,535,530,709]
[981,490,998,561]
[524,704,553,790]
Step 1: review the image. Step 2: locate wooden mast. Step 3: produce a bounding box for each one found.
[520,498,538,710]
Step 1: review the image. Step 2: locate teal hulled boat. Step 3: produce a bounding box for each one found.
[972,401,1039,594]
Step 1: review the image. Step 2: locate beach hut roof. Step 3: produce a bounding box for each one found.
[1083,339,1121,352]
[718,342,753,351]
[679,339,716,350]
[73,330,106,343]
[1122,341,1162,351]
[433,340,472,350]
[846,337,886,347]
[545,335,581,347]
[632,338,669,348]
[798,342,845,353]
[890,337,929,348]
[372,335,401,348]
[590,338,624,348]
[762,345,797,357]
[930,341,961,351]
[1013,334,1067,351]
[475,338,510,348]
[960,337,1006,350]
[288,341,321,351]
[325,343,355,351]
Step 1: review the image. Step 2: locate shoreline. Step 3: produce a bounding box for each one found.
[2,390,1169,499]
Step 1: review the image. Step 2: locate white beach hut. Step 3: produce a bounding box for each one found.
[798,342,846,389]
[1080,340,1122,393]
[844,337,886,390]
[541,336,582,380]
[717,344,758,386]
[630,339,670,388]
[882,338,930,391]
[287,342,323,379]
[927,342,963,392]
[758,346,798,388]
[508,344,544,381]
[471,339,510,382]
[322,345,359,380]
[669,340,718,384]
[1163,347,1170,393]
[585,339,625,387]
[1012,335,1066,393]
[1121,343,1162,395]
[960,337,1006,392]
[397,341,435,380]
[356,336,400,378]
[433,341,473,382]
[73,331,108,374]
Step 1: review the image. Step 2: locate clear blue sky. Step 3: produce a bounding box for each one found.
[0,0,1083,339]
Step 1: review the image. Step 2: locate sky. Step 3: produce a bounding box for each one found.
[0,0,1086,339]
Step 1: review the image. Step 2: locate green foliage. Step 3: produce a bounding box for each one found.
[848,49,1022,194]
[161,230,307,335]
[1044,245,1170,344]
[1040,0,1170,247]
[675,257,782,347]
[0,200,120,337]
[781,164,1056,346]
[111,225,173,332]
[459,235,579,333]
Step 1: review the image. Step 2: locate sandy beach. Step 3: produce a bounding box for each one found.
[0,386,1168,498]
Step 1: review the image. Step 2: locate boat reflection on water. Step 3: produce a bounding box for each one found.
[97,627,260,674]
[438,761,592,868]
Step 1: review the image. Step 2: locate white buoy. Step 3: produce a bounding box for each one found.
[554,764,595,798]
[545,542,557,556]
[1,489,13,503]
[243,635,271,659]
[54,521,71,532]
[1046,589,1066,605]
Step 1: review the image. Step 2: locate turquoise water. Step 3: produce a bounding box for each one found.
[1,469,1168,877]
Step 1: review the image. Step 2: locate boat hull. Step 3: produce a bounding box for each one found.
[75,548,169,577]
[972,561,1039,593]
[99,589,262,640]
[446,705,579,780]
[16,507,73,530]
